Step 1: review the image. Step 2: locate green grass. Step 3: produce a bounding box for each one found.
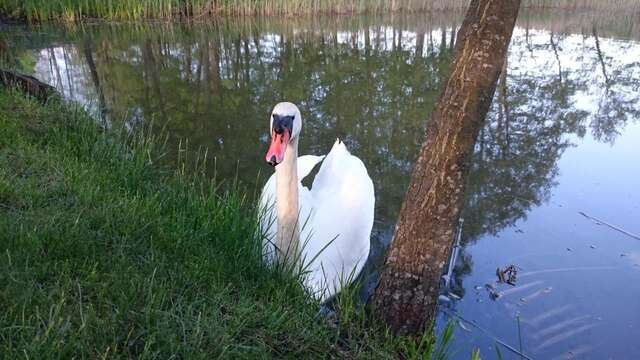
[0,87,449,358]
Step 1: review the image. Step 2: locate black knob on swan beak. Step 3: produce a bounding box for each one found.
[267,155,278,167]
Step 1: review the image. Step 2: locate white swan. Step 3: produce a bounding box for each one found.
[259,102,375,300]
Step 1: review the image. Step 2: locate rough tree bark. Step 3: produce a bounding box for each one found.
[372,0,520,335]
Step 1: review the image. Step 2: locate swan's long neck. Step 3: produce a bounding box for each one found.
[275,138,299,263]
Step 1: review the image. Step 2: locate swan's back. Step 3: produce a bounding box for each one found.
[305,140,374,299]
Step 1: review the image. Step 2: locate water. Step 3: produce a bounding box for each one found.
[2,10,639,359]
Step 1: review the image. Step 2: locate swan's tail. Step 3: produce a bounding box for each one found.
[330,138,350,156]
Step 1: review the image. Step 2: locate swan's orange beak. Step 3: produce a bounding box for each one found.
[265,129,290,167]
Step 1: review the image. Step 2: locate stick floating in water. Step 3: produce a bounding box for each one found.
[578,211,640,241]
[442,309,533,360]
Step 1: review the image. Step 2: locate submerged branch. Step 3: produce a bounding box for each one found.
[0,69,56,100]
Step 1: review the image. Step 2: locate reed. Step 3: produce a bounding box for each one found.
[1,0,637,22]
[0,0,468,22]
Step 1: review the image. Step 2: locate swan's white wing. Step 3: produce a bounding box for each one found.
[259,155,325,262]
[305,140,375,299]
[297,155,325,180]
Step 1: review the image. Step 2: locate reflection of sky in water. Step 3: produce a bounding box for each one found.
[510,28,640,119]
[35,47,94,108]
[12,14,640,359]
[34,25,640,131]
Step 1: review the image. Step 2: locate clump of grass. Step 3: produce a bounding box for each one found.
[0,87,449,357]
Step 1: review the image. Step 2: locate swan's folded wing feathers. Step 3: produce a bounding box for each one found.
[311,139,350,193]
[297,155,324,184]
[307,140,375,298]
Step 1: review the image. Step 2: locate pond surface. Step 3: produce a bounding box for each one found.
[3,10,639,359]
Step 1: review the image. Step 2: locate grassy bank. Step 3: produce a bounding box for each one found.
[0,87,454,357]
[1,0,639,22]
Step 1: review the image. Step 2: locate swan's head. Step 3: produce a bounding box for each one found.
[265,102,302,167]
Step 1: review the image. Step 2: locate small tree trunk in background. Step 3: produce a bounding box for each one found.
[372,0,520,335]
[83,38,108,120]
[592,27,610,89]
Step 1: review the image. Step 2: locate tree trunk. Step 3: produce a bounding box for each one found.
[372,0,520,335]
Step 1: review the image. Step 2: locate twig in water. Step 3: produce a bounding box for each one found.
[443,218,464,289]
[578,211,640,241]
[441,308,533,360]
[517,315,524,360]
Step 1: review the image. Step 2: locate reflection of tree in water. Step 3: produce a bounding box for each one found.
[451,24,640,292]
[461,57,588,244]
[589,27,640,144]
[451,59,589,294]
[48,19,460,228]
[460,25,639,245]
